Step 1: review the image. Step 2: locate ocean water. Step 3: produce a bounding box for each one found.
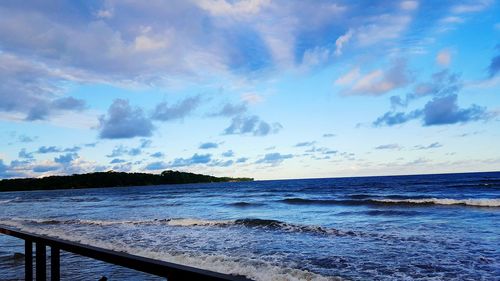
[0,172,499,281]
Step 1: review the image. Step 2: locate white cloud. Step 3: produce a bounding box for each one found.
[356,15,412,46]
[451,0,492,14]
[195,0,270,16]
[340,60,410,96]
[95,9,113,19]
[334,67,360,85]
[441,16,464,24]
[241,93,264,104]
[335,29,353,56]
[400,1,419,11]
[436,49,452,67]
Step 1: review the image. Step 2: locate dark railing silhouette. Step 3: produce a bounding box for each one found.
[0,226,252,281]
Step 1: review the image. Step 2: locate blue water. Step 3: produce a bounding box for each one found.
[0,172,499,280]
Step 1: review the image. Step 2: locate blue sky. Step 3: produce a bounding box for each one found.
[1,0,499,180]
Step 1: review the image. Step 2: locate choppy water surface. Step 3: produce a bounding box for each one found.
[0,172,499,280]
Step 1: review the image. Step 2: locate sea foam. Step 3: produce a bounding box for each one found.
[0,220,343,281]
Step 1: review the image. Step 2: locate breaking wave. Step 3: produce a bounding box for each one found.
[1,217,358,238]
[0,222,342,281]
[280,197,500,207]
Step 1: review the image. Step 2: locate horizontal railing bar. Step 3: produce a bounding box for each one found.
[0,226,252,281]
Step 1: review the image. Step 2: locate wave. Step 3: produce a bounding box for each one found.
[372,198,500,207]
[0,221,342,281]
[279,197,500,207]
[2,217,359,238]
[0,197,22,204]
[227,202,264,207]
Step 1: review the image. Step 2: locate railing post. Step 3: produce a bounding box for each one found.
[36,243,46,281]
[25,240,33,281]
[51,247,60,281]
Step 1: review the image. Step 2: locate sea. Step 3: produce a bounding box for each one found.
[0,172,499,281]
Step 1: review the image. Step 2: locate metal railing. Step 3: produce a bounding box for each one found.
[0,226,252,281]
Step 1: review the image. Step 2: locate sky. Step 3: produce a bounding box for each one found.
[0,0,499,180]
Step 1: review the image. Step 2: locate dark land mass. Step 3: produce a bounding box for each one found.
[0,170,253,192]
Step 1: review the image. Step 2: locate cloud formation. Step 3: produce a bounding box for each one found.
[338,60,410,96]
[489,54,500,78]
[295,141,316,147]
[209,102,248,117]
[54,153,78,165]
[374,144,401,150]
[414,142,442,150]
[256,153,293,166]
[375,94,489,126]
[152,96,202,121]
[224,115,282,136]
[199,142,219,149]
[169,153,212,167]
[422,94,488,126]
[0,54,86,121]
[99,99,154,139]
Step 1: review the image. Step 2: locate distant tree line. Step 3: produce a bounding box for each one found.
[0,170,253,192]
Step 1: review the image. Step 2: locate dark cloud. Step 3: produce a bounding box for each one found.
[374,144,401,150]
[390,70,461,108]
[18,148,34,159]
[128,148,141,156]
[199,142,218,149]
[375,94,489,126]
[236,157,248,163]
[145,161,169,171]
[209,103,247,117]
[152,96,201,121]
[422,95,488,126]
[0,159,24,178]
[106,145,143,158]
[99,99,154,139]
[150,152,164,158]
[414,142,442,150]
[488,54,500,78]
[255,153,293,166]
[110,158,126,164]
[169,153,212,167]
[37,146,61,153]
[54,153,78,164]
[224,115,282,136]
[64,146,81,152]
[52,97,86,111]
[33,165,59,173]
[295,141,316,147]
[373,110,422,126]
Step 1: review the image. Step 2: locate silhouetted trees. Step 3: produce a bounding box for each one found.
[0,170,253,192]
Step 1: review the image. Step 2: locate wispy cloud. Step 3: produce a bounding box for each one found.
[152,96,202,122]
[224,115,282,136]
[374,144,401,150]
[414,142,442,150]
[255,153,293,166]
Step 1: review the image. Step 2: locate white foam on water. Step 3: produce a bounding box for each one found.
[373,198,500,207]
[0,220,343,281]
[165,218,232,227]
